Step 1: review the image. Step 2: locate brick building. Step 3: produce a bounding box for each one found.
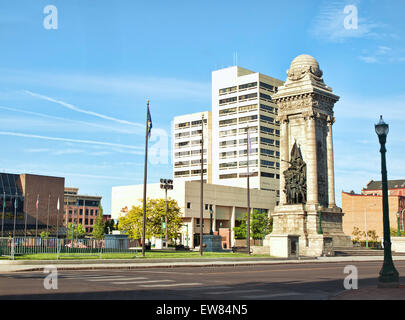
[0,173,65,237]
[342,180,405,240]
[64,187,102,233]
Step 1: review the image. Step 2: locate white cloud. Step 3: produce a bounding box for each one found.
[309,1,382,42]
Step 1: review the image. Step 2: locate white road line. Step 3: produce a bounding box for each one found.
[110,280,174,285]
[62,275,132,280]
[205,289,265,295]
[88,277,148,282]
[139,283,202,288]
[201,286,232,290]
[241,292,303,299]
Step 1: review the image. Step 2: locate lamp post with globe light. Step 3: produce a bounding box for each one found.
[375,115,399,288]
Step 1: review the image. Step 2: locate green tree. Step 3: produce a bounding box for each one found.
[67,223,86,239]
[233,210,272,241]
[118,198,183,242]
[40,231,50,239]
[352,226,365,242]
[92,203,106,239]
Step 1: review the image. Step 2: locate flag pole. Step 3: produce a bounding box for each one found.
[24,192,28,238]
[35,194,39,238]
[46,193,51,236]
[13,192,17,238]
[56,197,60,239]
[246,125,251,256]
[142,99,151,257]
[200,113,204,256]
[2,192,5,237]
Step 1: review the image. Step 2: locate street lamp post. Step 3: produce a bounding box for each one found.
[209,206,213,235]
[317,203,323,235]
[375,115,399,288]
[160,179,173,248]
[397,212,401,237]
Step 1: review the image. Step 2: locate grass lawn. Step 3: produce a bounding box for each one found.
[0,250,271,260]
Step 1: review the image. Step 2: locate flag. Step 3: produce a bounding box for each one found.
[36,195,39,209]
[14,196,17,208]
[57,197,60,211]
[247,129,251,154]
[147,104,152,138]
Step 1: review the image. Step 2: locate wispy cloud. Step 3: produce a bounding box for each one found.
[0,70,210,101]
[24,90,144,129]
[0,131,143,151]
[0,105,141,134]
[358,46,405,64]
[309,1,383,43]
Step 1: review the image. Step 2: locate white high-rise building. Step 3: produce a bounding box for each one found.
[211,66,284,195]
[173,111,212,183]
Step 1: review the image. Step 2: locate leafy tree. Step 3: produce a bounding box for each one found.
[118,198,183,242]
[67,223,86,239]
[92,203,106,239]
[40,231,50,239]
[366,230,379,242]
[352,226,365,242]
[233,210,272,241]
[104,219,115,234]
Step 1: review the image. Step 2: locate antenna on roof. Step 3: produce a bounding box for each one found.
[233,52,238,66]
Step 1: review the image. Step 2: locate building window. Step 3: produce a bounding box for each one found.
[259,82,274,91]
[260,115,274,123]
[174,170,190,177]
[219,118,237,127]
[261,160,275,167]
[219,107,237,116]
[219,96,237,105]
[219,162,237,169]
[260,126,274,134]
[239,115,258,123]
[187,202,191,209]
[260,104,274,113]
[239,93,257,102]
[175,122,190,129]
[219,86,237,95]
[239,82,257,91]
[261,148,275,157]
[219,173,238,179]
[260,137,275,145]
[261,172,275,178]
[238,104,257,113]
[260,93,272,101]
[219,140,237,148]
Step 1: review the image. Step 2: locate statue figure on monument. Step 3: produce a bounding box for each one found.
[283,142,307,204]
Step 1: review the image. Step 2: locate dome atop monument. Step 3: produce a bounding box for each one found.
[286,54,323,81]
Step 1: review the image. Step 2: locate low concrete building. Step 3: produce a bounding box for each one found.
[111,180,277,248]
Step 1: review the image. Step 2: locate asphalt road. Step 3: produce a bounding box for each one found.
[1,261,405,300]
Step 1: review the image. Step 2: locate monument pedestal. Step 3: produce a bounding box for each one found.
[269,204,351,257]
[203,235,224,252]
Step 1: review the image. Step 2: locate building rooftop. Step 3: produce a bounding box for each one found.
[364,179,405,190]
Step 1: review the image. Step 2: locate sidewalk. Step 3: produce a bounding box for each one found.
[332,285,405,300]
[1,255,405,273]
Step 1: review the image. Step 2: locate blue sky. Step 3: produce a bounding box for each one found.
[0,0,404,213]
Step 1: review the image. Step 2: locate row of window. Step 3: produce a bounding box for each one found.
[220,148,259,159]
[219,159,258,169]
[174,169,207,177]
[174,139,202,149]
[219,172,259,179]
[175,119,207,130]
[260,126,280,136]
[219,137,259,148]
[261,148,280,157]
[67,208,98,216]
[174,159,207,167]
[219,82,278,96]
[68,218,95,225]
[175,149,207,158]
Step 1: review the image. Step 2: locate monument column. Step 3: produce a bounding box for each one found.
[327,116,336,207]
[279,115,289,205]
[306,112,318,205]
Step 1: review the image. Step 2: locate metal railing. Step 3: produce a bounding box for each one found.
[0,237,140,260]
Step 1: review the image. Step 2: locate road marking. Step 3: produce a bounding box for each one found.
[139,283,202,288]
[88,277,148,282]
[62,275,132,280]
[242,292,303,299]
[111,279,173,285]
[201,286,232,290]
[205,289,265,295]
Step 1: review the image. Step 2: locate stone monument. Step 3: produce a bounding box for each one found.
[268,54,352,257]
